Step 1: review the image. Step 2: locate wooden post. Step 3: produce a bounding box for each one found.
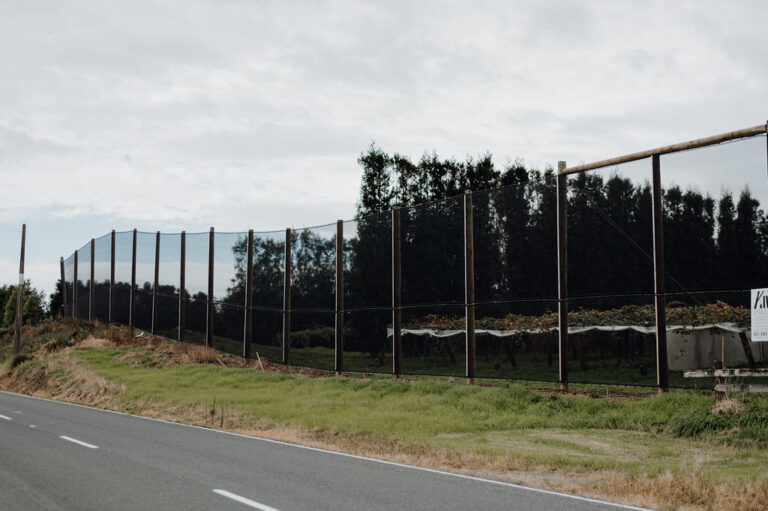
[557,162,569,391]
[178,231,186,342]
[73,251,78,319]
[335,220,344,373]
[392,207,402,376]
[12,224,26,358]
[59,257,67,318]
[652,154,669,392]
[89,238,94,322]
[464,191,476,384]
[243,229,254,359]
[282,228,292,364]
[207,227,214,348]
[151,231,160,335]
[129,229,137,329]
[109,230,115,323]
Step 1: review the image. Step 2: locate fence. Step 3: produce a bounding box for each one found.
[60,124,768,390]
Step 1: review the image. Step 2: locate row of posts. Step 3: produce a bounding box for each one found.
[60,159,672,391]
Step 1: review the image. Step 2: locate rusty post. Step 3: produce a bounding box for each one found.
[109,230,115,323]
[60,256,67,318]
[178,231,186,342]
[151,231,160,335]
[12,224,26,357]
[129,229,137,329]
[557,162,569,391]
[244,229,254,359]
[464,191,476,384]
[335,220,344,373]
[282,228,292,364]
[73,251,78,319]
[392,207,402,377]
[652,154,669,392]
[207,227,214,348]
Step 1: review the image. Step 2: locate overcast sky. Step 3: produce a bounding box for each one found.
[1,0,767,299]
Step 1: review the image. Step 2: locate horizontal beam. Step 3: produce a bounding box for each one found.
[685,368,768,378]
[715,383,768,394]
[561,124,767,175]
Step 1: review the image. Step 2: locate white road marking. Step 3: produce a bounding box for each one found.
[213,489,281,511]
[59,435,99,449]
[12,411,21,414]
[0,414,12,421]
[29,424,37,428]
[2,391,650,511]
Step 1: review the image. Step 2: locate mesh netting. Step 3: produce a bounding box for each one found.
[289,224,336,370]
[155,233,180,338]
[472,181,559,381]
[133,232,156,332]
[92,234,111,323]
[182,232,210,344]
[659,136,768,388]
[343,214,392,374]
[212,231,247,352]
[250,230,286,361]
[566,159,657,387]
[75,242,90,319]
[63,253,75,318]
[112,231,133,325]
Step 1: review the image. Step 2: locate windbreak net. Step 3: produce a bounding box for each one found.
[566,158,657,387]
[113,231,133,325]
[183,232,210,345]
[75,242,90,319]
[473,180,559,383]
[63,254,75,318]
[133,232,156,332]
[155,233,180,338]
[250,230,285,364]
[212,231,246,355]
[93,234,111,323]
[399,196,465,377]
[344,214,392,374]
[660,136,768,388]
[289,224,336,371]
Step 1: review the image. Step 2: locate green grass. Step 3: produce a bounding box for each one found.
[70,346,768,483]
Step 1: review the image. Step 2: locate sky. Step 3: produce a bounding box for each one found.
[0,0,767,300]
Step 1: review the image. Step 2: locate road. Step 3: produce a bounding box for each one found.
[0,391,650,510]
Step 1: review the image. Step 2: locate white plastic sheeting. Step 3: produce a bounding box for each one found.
[387,322,747,338]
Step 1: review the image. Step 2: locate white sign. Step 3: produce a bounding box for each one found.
[751,288,768,341]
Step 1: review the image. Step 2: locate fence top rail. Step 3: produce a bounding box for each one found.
[560,123,767,175]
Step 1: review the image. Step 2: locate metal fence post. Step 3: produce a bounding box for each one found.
[207,227,214,348]
[109,230,115,323]
[152,231,160,335]
[652,154,669,392]
[557,162,569,391]
[392,207,402,377]
[130,229,137,329]
[464,191,476,384]
[60,256,67,318]
[335,220,344,374]
[12,224,26,357]
[178,231,186,342]
[282,228,292,364]
[244,229,254,359]
[73,251,78,319]
[89,238,94,322]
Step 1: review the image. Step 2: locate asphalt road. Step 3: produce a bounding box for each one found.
[0,391,650,511]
